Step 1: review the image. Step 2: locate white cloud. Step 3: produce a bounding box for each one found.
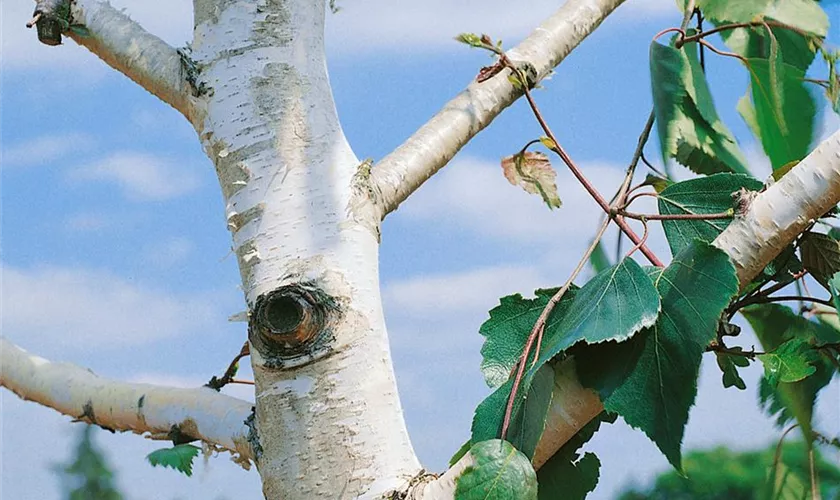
[385,265,546,318]
[69,152,200,201]
[399,156,630,244]
[1,265,218,349]
[325,0,678,55]
[63,211,113,232]
[142,237,195,267]
[2,133,97,168]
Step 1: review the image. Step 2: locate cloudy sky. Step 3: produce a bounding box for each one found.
[2,0,839,499]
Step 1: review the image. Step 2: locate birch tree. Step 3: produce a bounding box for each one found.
[3,0,839,498]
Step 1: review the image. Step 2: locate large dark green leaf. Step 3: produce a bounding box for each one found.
[471,364,555,460]
[536,413,614,500]
[474,259,659,459]
[650,40,749,175]
[578,241,739,471]
[741,304,837,435]
[738,57,816,170]
[657,173,763,256]
[800,232,840,289]
[479,288,576,389]
[454,440,537,500]
[531,258,660,370]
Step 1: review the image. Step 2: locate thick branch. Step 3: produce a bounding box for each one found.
[0,338,254,465]
[714,130,840,288]
[61,0,195,121]
[370,0,627,217]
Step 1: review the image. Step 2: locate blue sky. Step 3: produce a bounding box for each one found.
[2,1,839,499]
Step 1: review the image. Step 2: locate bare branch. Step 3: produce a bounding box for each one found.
[57,0,195,121]
[0,338,254,466]
[370,0,627,217]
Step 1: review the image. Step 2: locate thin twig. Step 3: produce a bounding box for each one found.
[626,219,650,259]
[206,342,250,391]
[680,20,815,46]
[697,39,749,64]
[26,12,42,28]
[640,152,666,177]
[617,209,732,221]
[809,446,821,500]
[707,344,765,357]
[773,424,800,479]
[501,217,612,441]
[513,72,664,267]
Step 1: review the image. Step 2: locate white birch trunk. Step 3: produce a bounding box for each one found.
[189,1,419,497]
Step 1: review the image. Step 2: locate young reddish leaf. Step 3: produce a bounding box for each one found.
[500,152,562,209]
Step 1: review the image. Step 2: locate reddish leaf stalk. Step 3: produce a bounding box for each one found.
[500,217,611,441]
[510,63,664,268]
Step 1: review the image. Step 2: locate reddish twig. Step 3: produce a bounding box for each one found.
[618,209,733,221]
[626,219,651,259]
[206,342,250,391]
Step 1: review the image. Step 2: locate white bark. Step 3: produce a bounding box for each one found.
[189,1,417,497]
[715,129,840,287]
[370,0,627,217]
[63,0,196,121]
[0,338,254,464]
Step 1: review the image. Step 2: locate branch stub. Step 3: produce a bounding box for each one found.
[248,284,338,369]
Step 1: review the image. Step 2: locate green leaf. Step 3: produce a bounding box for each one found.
[657,173,762,256]
[579,241,739,471]
[536,412,614,500]
[455,33,484,47]
[829,272,840,312]
[738,56,816,170]
[588,240,611,274]
[741,304,836,434]
[764,462,810,500]
[475,259,659,459]
[800,232,840,288]
[479,288,576,389]
[650,40,750,175]
[471,364,555,460]
[532,258,660,369]
[697,0,828,40]
[715,349,750,390]
[454,440,537,500]
[758,338,817,385]
[641,173,673,194]
[146,444,200,477]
